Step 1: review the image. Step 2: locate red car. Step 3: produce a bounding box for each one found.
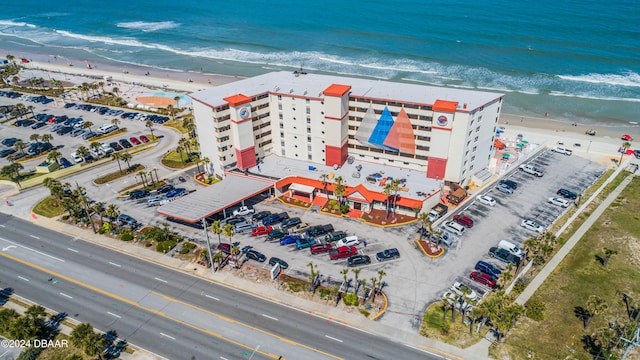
[470,271,497,288]
[139,135,150,143]
[129,136,141,145]
[453,214,474,228]
[251,225,273,236]
[310,243,332,254]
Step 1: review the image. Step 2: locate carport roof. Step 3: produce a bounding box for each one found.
[157,174,274,222]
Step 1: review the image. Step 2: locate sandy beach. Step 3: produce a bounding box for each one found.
[3,52,637,165]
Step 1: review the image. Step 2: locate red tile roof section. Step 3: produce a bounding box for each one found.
[432,99,459,113]
[275,176,423,209]
[223,94,252,107]
[323,84,352,97]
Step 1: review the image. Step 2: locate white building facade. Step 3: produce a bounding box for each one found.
[190,71,504,186]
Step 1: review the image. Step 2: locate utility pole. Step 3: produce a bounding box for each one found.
[202,218,214,275]
[621,311,640,359]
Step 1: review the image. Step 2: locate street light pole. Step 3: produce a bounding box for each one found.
[202,218,215,275]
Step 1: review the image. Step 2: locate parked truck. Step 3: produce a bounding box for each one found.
[329,245,358,260]
[447,188,467,205]
[519,164,544,177]
[428,203,449,222]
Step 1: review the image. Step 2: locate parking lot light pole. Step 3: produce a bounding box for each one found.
[202,218,215,275]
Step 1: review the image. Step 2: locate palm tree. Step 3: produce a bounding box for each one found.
[352,268,361,294]
[41,133,53,144]
[320,173,329,198]
[151,167,160,185]
[111,118,120,127]
[105,204,120,227]
[418,212,433,242]
[212,251,224,269]
[120,151,132,170]
[83,121,94,132]
[602,248,617,266]
[145,120,155,138]
[183,117,196,138]
[147,170,155,186]
[377,269,387,293]
[91,202,106,225]
[369,277,379,301]
[176,145,185,167]
[26,105,35,118]
[76,146,89,160]
[112,87,119,97]
[585,295,608,329]
[111,152,123,174]
[98,81,104,94]
[211,220,223,244]
[340,268,349,291]
[202,157,211,175]
[47,149,61,164]
[138,170,148,187]
[1,162,24,187]
[179,137,192,153]
[14,140,27,155]
[29,133,40,143]
[90,142,102,156]
[383,183,392,217]
[307,262,317,288]
[619,141,632,165]
[6,54,15,66]
[167,104,175,120]
[222,223,235,245]
[174,95,181,108]
[333,176,345,205]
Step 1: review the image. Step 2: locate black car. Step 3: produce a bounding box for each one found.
[64,103,76,108]
[281,217,302,229]
[0,149,16,158]
[252,211,271,221]
[556,188,578,200]
[2,138,20,146]
[31,122,47,129]
[269,257,289,269]
[325,231,347,242]
[129,189,150,199]
[489,247,521,265]
[119,139,133,148]
[246,250,266,262]
[56,126,74,135]
[307,224,334,238]
[109,142,123,151]
[375,248,400,261]
[267,229,287,241]
[156,184,174,194]
[117,214,138,226]
[59,157,73,168]
[347,255,371,267]
[263,212,289,226]
[499,179,518,190]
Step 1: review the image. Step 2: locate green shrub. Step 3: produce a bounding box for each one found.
[318,288,331,299]
[525,299,546,321]
[156,240,177,253]
[339,204,350,214]
[343,293,359,306]
[120,229,133,241]
[145,242,153,247]
[359,309,370,317]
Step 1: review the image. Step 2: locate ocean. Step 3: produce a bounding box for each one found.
[0,0,638,127]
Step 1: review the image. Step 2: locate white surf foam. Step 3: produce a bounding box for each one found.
[116,21,179,32]
[549,91,640,103]
[0,20,36,28]
[558,72,640,88]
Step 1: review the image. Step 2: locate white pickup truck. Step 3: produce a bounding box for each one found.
[552,146,572,155]
[233,206,255,217]
[519,164,544,177]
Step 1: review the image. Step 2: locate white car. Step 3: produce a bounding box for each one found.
[70,152,83,163]
[519,164,544,177]
[232,206,255,217]
[478,195,496,206]
[451,281,478,301]
[337,235,359,247]
[548,197,570,208]
[552,146,572,156]
[521,219,545,233]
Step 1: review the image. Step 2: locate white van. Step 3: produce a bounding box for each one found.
[98,124,118,135]
[234,221,255,233]
[498,240,525,259]
[443,221,465,236]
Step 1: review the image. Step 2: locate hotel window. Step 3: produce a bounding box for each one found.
[306,107,310,114]
[307,128,311,133]
[281,150,286,156]
[307,118,311,124]
[280,132,284,138]
[306,99,310,104]
[468,130,473,136]
[279,123,284,129]
[308,146,312,151]
[281,141,285,146]
[307,136,311,142]
[279,114,283,120]
[308,154,312,160]
[278,104,282,110]
[277,95,282,100]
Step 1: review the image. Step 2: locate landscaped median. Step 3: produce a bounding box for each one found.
[94,164,145,185]
[416,239,445,258]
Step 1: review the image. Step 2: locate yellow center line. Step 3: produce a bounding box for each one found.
[0,252,342,360]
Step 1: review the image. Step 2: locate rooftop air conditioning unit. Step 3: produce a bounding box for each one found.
[289,88,294,93]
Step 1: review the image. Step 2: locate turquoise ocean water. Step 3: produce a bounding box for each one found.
[0,0,638,126]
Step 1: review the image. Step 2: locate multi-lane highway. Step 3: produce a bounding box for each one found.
[0,213,441,360]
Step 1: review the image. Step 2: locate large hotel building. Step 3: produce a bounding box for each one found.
[190,71,504,187]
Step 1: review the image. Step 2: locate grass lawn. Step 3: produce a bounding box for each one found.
[493,175,640,360]
[161,150,197,169]
[32,196,66,217]
[94,164,145,184]
[163,119,188,133]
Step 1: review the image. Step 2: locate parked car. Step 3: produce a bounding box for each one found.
[451,281,478,301]
[139,135,150,143]
[496,183,514,194]
[263,212,289,226]
[548,197,571,207]
[306,224,334,238]
[59,157,73,168]
[267,229,287,241]
[251,226,273,236]
[0,149,16,158]
[129,189,150,199]
[281,217,302,229]
[216,243,232,255]
[70,152,83,163]
[82,131,97,140]
[246,250,266,262]
[347,255,371,267]
[519,164,544,177]
[290,222,311,234]
[552,146,573,155]
[117,214,138,227]
[376,248,400,261]
[470,271,497,288]
[295,237,316,249]
[475,261,502,278]
[520,219,545,233]
[325,231,347,242]
[556,188,578,200]
[156,184,174,194]
[453,214,474,228]
[109,141,123,151]
[233,206,255,217]
[268,257,289,269]
[1,138,20,146]
[70,128,84,137]
[129,137,141,145]
[166,188,187,198]
[119,139,133,148]
[31,122,47,130]
[500,179,518,190]
[489,247,521,265]
[280,234,300,245]
[252,211,271,221]
[310,243,332,254]
[336,236,359,247]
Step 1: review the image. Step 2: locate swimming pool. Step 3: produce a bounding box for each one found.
[144,91,192,106]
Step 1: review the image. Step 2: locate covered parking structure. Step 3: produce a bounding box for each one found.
[157,174,274,223]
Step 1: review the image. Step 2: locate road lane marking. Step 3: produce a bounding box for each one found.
[160,332,175,340]
[0,251,341,360]
[67,248,79,253]
[59,292,72,299]
[262,314,278,321]
[107,312,121,318]
[405,344,461,360]
[325,335,343,343]
[0,236,64,262]
[17,276,29,282]
[154,277,168,283]
[0,224,5,227]
[29,235,40,239]
[204,294,219,301]
[108,262,121,267]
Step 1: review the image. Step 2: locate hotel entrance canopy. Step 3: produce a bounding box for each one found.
[157,174,274,222]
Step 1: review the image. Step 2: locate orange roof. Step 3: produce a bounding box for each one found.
[223,93,252,107]
[323,84,352,97]
[432,99,459,113]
